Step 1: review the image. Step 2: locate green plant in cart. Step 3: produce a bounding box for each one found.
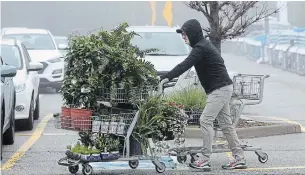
[60,22,161,111]
[78,131,94,147]
[132,96,185,154]
[71,141,81,154]
[166,86,207,111]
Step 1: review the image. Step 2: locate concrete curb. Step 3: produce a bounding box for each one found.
[185,123,302,139]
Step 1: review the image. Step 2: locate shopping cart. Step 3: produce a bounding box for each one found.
[55,83,188,175]
[165,73,270,165]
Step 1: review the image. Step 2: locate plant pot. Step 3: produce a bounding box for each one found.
[130,136,143,156]
[107,152,119,160]
[62,107,71,116]
[71,108,92,132]
[111,151,120,159]
[81,154,90,161]
[91,116,102,133]
[91,153,101,161]
[100,152,109,160]
[61,107,71,129]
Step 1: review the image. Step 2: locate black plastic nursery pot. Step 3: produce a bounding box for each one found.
[130,136,143,156]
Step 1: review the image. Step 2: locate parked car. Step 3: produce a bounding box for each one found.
[127,26,197,92]
[0,56,17,160]
[0,39,43,131]
[1,28,64,92]
[54,36,68,56]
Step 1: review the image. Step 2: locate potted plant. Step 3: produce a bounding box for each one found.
[166,86,207,124]
[80,145,91,160]
[132,95,189,154]
[108,138,121,159]
[60,22,161,133]
[90,147,101,161]
[94,135,109,160]
[78,131,94,148]
[71,141,82,154]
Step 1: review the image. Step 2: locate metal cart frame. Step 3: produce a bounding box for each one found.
[164,73,270,165]
[56,73,270,174]
[56,85,178,175]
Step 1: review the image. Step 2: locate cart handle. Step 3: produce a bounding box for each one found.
[157,78,170,95]
[235,73,270,79]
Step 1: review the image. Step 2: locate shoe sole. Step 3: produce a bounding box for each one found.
[222,165,247,170]
[189,165,211,171]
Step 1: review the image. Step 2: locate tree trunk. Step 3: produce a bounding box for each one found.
[209,2,222,55]
[209,37,222,54]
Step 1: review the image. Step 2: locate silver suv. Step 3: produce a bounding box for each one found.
[127,26,198,92]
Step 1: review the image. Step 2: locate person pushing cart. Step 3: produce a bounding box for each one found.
[159,19,246,171]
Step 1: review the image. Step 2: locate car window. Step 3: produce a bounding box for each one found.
[0,45,23,69]
[55,37,68,45]
[130,32,190,56]
[21,44,32,67]
[2,33,56,50]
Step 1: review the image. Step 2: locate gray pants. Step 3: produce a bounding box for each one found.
[200,84,244,161]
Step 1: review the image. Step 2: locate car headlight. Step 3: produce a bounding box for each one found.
[185,67,197,79]
[48,57,61,63]
[15,83,26,93]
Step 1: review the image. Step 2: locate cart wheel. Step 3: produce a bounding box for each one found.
[82,164,93,175]
[68,165,79,174]
[129,160,139,169]
[258,153,268,163]
[177,156,187,164]
[155,162,166,173]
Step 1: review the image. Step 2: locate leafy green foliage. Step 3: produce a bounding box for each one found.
[166,86,207,111]
[94,134,121,152]
[60,22,159,109]
[133,96,186,153]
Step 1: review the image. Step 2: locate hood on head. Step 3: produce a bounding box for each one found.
[176,19,204,48]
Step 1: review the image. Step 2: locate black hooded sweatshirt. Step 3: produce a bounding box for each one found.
[162,19,233,94]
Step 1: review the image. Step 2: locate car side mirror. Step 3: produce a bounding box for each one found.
[29,62,43,71]
[1,65,17,77]
[58,44,68,50]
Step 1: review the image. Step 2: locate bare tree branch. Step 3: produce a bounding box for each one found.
[183,1,282,51]
[219,1,230,9]
[223,2,280,39]
[184,1,212,22]
[221,1,257,35]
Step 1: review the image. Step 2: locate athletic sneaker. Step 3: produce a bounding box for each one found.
[189,159,211,171]
[221,157,247,170]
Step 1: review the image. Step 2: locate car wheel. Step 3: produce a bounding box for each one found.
[3,100,15,145]
[24,97,34,131]
[33,94,40,120]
